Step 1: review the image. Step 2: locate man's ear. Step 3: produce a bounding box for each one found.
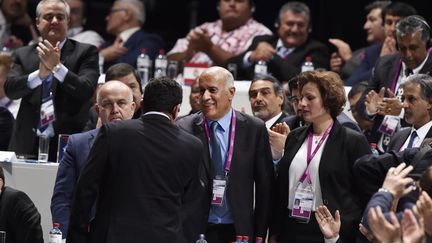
[171,104,181,121]
[228,86,236,100]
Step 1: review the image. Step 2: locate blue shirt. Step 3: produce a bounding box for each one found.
[208,109,234,224]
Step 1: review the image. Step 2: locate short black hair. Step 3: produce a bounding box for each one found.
[142,77,182,113]
[348,81,369,100]
[105,63,143,94]
[251,73,283,94]
[381,2,416,23]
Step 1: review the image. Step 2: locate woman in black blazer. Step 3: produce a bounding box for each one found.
[270,71,371,243]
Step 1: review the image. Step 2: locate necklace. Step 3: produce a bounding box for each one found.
[313,135,323,144]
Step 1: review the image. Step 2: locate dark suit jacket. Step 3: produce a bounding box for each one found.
[102,29,164,71]
[269,112,288,129]
[226,35,329,81]
[283,112,361,133]
[67,114,203,243]
[355,53,432,144]
[176,111,274,242]
[4,39,99,162]
[0,106,14,150]
[0,186,43,243]
[387,126,432,152]
[272,121,371,242]
[345,43,382,86]
[51,128,99,237]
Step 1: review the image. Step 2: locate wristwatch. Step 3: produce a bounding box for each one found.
[378,187,390,193]
[51,63,61,74]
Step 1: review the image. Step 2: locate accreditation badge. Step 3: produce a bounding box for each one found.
[291,183,314,223]
[378,115,399,136]
[40,97,56,127]
[211,177,227,206]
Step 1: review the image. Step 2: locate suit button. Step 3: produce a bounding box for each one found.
[323,199,328,205]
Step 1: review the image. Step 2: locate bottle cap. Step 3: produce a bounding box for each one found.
[370,143,377,148]
[159,49,166,55]
[305,56,312,61]
[53,223,60,228]
[236,235,243,240]
[140,48,147,54]
[242,236,249,240]
[256,236,263,241]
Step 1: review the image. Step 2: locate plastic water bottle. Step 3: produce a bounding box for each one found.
[98,52,104,74]
[167,60,178,79]
[242,235,249,243]
[254,60,267,77]
[154,49,168,78]
[255,236,263,243]
[301,56,314,72]
[370,143,380,155]
[235,235,242,243]
[195,234,208,243]
[49,223,62,243]
[137,48,151,90]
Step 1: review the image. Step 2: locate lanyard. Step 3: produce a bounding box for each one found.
[299,122,334,184]
[203,110,237,175]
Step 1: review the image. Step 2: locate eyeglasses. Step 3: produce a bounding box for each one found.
[108,8,127,16]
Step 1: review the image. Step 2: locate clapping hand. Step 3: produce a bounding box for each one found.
[368,206,401,243]
[268,122,290,160]
[315,205,340,240]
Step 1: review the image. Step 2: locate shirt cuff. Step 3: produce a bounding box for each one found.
[27,70,43,89]
[242,51,253,68]
[53,64,68,82]
[365,107,376,118]
[324,235,339,243]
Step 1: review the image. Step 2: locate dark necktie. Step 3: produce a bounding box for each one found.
[38,75,53,134]
[210,122,224,176]
[407,131,418,149]
[405,68,413,77]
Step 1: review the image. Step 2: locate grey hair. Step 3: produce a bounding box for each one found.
[278,1,310,24]
[396,15,431,44]
[402,74,432,101]
[117,0,146,25]
[96,80,134,104]
[36,0,70,18]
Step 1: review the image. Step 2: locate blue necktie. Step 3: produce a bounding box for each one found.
[210,122,224,176]
[407,131,418,149]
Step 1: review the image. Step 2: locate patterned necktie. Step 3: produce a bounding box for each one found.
[405,68,413,77]
[210,122,224,176]
[407,131,418,149]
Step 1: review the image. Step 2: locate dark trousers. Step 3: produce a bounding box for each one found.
[277,211,325,243]
[206,223,236,243]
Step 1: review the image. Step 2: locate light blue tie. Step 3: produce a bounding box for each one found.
[210,122,224,176]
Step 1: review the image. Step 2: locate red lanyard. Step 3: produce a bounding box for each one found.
[203,110,236,175]
[299,122,334,184]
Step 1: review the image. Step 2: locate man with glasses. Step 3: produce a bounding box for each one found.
[4,0,99,162]
[99,0,164,71]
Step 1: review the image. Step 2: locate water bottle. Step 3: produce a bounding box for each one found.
[98,52,104,74]
[49,223,62,243]
[154,49,168,78]
[235,235,243,243]
[0,231,5,243]
[137,48,151,90]
[301,56,314,72]
[255,236,263,243]
[370,143,380,155]
[167,60,178,79]
[195,234,208,243]
[254,60,267,77]
[242,235,249,243]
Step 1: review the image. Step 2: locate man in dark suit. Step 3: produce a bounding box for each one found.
[4,0,99,162]
[226,1,329,81]
[356,15,432,152]
[51,81,136,238]
[0,165,43,243]
[248,74,287,129]
[386,74,432,152]
[177,67,274,243]
[67,77,203,243]
[100,0,164,71]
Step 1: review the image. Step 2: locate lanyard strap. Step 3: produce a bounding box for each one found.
[203,110,237,174]
[299,122,334,184]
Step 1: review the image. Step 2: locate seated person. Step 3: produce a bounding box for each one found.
[0,165,43,243]
[227,1,329,82]
[167,0,271,67]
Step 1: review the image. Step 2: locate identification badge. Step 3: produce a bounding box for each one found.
[378,115,399,136]
[291,184,314,223]
[211,178,227,206]
[40,97,56,126]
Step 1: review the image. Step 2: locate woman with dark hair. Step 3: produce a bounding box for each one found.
[270,71,371,243]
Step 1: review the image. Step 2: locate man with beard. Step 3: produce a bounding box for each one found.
[385,74,432,152]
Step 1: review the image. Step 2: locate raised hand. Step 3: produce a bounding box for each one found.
[315,205,340,239]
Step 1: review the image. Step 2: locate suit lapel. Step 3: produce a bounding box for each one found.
[318,122,342,182]
[420,54,432,75]
[193,114,211,179]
